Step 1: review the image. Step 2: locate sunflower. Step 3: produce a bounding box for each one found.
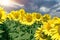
[9,11,20,21]
[50,17,60,28]
[18,8,25,16]
[47,17,60,28]
[42,22,53,36]
[0,8,6,23]
[19,13,26,25]
[52,16,59,20]
[51,25,60,40]
[42,14,51,22]
[34,27,47,40]
[45,18,60,40]
[47,20,55,28]
[52,16,59,23]
[7,13,14,20]
[42,19,60,36]
[48,19,60,40]
[32,12,42,21]
[25,13,35,25]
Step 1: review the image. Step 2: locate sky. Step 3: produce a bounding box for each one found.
[0,0,60,17]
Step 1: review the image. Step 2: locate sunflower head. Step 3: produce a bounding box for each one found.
[54,23,60,35]
[42,22,54,36]
[32,12,42,21]
[0,9,6,23]
[19,13,26,25]
[19,8,25,16]
[51,25,60,40]
[34,27,48,40]
[43,23,52,31]
[46,18,60,40]
[52,16,59,21]
[9,11,20,21]
[7,13,14,20]
[25,13,35,25]
[12,11,20,18]
[42,14,51,22]
[0,12,2,19]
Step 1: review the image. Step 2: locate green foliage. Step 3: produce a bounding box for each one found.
[0,23,8,40]
[0,19,51,40]
[19,21,42,40]
[4,19,20,40]
[3,19,43,40]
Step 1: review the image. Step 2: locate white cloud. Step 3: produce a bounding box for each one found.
[39,6,50,13]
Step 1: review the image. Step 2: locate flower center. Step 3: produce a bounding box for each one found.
[14,13,19,19]
[0,13,2,19]
[36,14,41,19]
[40,32,47,39]
[15,15,19,19]
[43,17,49,22]
[47,24,51,30]
[58,27,60,35]
[55,24,60,35]
[26,15,32,22]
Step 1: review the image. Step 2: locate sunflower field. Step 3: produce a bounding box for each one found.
[0,7,60,40]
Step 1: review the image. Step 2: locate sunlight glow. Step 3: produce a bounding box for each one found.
[0,0,24,7]
[0,0,12,6]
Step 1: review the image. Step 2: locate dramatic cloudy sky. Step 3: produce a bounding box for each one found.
[0,0,60,17]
